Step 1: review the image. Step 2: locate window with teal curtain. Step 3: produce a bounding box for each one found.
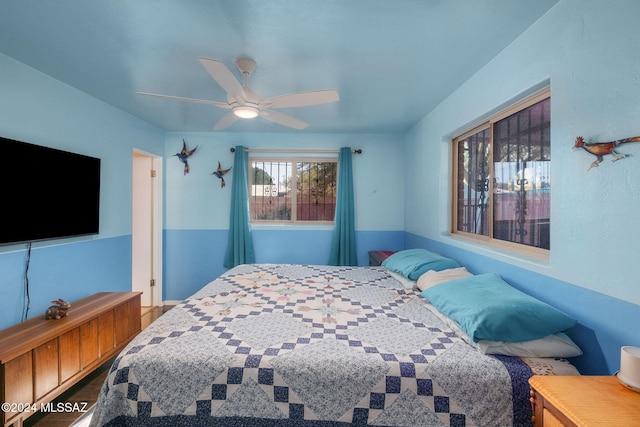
[224,145,255,268]
[329,147,357,266]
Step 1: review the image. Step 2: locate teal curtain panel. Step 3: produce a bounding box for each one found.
[224,146,256,268]
[329,147,357,266]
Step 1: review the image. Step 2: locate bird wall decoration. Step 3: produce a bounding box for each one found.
[174,139,198,175]
[212,161,232,187]
[574,135,640,171]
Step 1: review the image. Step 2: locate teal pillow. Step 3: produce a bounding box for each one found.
[382,249,460,280]
[421,273,576,342]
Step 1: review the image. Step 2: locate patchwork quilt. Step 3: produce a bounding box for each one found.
[90,264,541,426]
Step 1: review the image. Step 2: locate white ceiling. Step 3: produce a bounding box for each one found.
[0,0,559,133]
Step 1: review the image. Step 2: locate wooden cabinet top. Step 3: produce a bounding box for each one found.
[529,375,640,426]
[0,292,141,363]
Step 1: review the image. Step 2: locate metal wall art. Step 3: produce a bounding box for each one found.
[212,161,232,187]
[574,136,640,171]
[174,139,198,175]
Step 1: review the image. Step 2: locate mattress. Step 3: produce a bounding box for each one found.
[90,264,578,427]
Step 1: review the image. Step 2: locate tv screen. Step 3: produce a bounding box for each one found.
[0,136,101,245]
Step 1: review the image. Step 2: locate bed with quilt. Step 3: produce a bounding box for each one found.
[90,250,581,427]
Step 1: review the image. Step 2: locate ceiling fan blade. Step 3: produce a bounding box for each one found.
[214,112,240,130]
[260,110,308,129]
[265,89,339,109]
[136,92,230,109]
[198,57,246,101]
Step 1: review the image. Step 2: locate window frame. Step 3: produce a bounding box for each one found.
[249,156,338,226]
[450,87,551,258]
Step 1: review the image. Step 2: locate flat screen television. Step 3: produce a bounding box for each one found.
[0,136,101,245]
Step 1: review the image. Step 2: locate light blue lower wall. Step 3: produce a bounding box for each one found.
[0,236,132,330]
[405,233,640,376]
[163,230,229,301]
[162,227,637,375]
[5,228,631,376]
[163,229,404,301]
[254,229,405,267]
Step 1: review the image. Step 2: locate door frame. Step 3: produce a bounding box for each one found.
[132,149,163,306]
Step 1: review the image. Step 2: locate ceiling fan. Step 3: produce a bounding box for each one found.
[137,57,339,130]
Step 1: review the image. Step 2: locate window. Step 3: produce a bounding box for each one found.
[452,88,550,254]
[250,158,337,224]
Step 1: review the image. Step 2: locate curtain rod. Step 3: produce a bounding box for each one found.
[230,147,362,154]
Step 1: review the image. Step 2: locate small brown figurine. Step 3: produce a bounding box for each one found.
[45,299,71,320]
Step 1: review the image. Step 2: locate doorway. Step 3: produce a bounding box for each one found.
[132,150,162,307]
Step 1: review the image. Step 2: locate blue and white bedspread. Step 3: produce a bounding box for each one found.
[91,264,553,426]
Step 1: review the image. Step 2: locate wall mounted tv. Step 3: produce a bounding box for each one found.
[1,136,101,245]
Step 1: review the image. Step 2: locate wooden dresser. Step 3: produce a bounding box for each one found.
[0,292,141,427]
[529,375,640,426]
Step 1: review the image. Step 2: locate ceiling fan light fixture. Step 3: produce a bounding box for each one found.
[233,106,259,119]
[140,57,339,130]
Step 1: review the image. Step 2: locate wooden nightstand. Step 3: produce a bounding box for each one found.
[529,375,640,426]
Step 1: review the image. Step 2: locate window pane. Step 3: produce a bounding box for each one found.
[493,98,550,249]
[456,128,491,236]
[296,162,336,221]
[250,159,336,223]
[250,161,292,220]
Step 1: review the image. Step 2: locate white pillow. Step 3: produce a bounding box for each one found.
[478,333,583,358]
[386,269,417,289]
[417,267,472,291]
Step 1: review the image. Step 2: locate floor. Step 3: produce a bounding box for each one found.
[24,306,172,427]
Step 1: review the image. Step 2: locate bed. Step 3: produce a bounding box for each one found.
[90,256,580,427]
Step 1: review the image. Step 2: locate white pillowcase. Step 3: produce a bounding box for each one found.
[385,269,417,289]
[478,333,583,358]
[417,267,472,291]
